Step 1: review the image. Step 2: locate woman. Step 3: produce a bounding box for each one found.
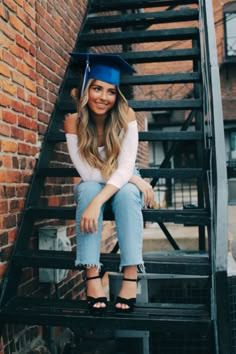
[64,53,154,314]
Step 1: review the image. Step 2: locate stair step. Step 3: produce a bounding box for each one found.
[90,0,199,12]
[0,297,211,332]
[117,49,200,63]
[38,167,203,179]
[78,27,199,46]
[26,206,209,225]
[86,9,199,30]
[47,131,203,144]
[59,99,202,114]
[67,73,201,89]
[13,250,210,275]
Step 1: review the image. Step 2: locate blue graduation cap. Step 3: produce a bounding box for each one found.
[70,52,135,94]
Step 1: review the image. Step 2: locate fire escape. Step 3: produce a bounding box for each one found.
[0,1,230,353]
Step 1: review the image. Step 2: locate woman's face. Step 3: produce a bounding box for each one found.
[87,80,117,117]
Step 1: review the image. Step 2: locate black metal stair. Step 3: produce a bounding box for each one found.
[1,0,229,352]
[0,297,211,332]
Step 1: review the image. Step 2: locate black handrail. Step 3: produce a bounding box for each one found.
[199,1,230,353]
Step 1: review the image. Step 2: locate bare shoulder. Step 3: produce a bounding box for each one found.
[126,107,136,123]
[64,113,78,134]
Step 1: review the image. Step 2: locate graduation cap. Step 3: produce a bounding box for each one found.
[70,52,135,94]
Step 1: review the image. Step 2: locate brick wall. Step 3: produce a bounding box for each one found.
[0,1,88,353]
[213,0,236,122]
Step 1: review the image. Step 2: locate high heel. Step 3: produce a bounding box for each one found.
[86,275,107,315]
[115,277,138,313]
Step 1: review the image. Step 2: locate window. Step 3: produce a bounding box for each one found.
[224,2,236,58]
[230,131,236,159]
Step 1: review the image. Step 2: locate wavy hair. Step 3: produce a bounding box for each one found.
[74,79,129,179]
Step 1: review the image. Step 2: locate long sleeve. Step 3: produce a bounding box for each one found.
[106,120,138,188]
[65,134,105,182]
[65,120,138,187]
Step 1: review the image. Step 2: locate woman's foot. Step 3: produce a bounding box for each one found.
[115,266,138,312]
[86,271,107,314]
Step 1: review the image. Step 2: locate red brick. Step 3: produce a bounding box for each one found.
[0,93,11,107]
[2,110,17,124]
[9,14,25,33]
[12,100,25,114]
[23,1,35,20]
[17,61,30,76]
[9,43,24,59]
[2,49,18,68]
[0,171,7,183]
[0,21,16,40]
[16,34,30,51]
[0,200,8,214]
[0,122,11,136]
[24,130,37,144]
[3,0,17,12]
[11,71,24,86]
[0,263,7,280]
[17,87,26,100]
[2,155,12,168]
[25,105,36,118]
[2,140,18,153]
[18,142,32,156]
[8,228,17,243]
[0,6,8,21]
[7,170,22,183]
[2,80,17,96]
[18,115,38,131]
[0,62,11,78]
[24,78,36,92]
[11,126,24,140]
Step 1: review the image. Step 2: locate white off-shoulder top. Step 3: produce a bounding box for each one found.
[65,120,138,189]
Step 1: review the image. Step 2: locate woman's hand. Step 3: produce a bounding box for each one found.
[64,113,78,134]
[80,200,101,234]
[129,175,154,208]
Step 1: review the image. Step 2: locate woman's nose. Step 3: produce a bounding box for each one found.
[100,90,108,100]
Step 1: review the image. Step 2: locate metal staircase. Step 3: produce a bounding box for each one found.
[0,1,230,353]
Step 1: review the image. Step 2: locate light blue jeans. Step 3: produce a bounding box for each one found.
[74,175,144,272]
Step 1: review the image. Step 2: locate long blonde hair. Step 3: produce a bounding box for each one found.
[75,79,129,179]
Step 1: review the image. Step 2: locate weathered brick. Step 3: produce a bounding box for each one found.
[0,62,11,78]
[24,130,37,144]
[0,201,8,214]
[2,110,17,124]
[2,155,12,168]
[3,0,17,12]
[25,105,37,118]
[23,1,35,20]
[11,126,24,141]
[2,140,18,153]
[11,71,24,86]
[17,87,26,100]
[18,115,38,131]
[0,20,16,40]
[16,34,30,51]
[0,263,8,280]
[9,14,25,33]
[12,100,25,113]
[0,6,9,21]
[0,122,11,137]
[24,78,36,92]
[2,80,17,96]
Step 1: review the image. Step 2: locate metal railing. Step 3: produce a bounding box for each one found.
[199,1,230,353]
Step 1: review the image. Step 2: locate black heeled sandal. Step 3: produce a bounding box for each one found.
[86,275,107,315]
[115,277,138,313]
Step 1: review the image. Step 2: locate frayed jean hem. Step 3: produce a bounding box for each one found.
[75,262,103,273]
[119,262,146,273]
